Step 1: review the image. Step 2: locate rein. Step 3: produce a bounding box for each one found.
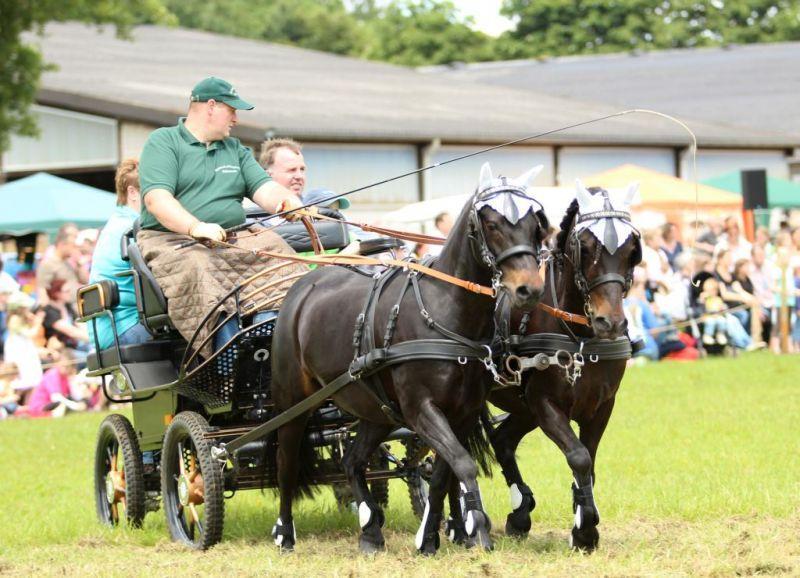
[200,238,496,297]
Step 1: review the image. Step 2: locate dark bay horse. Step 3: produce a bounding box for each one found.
[269,163,549,553]
[487,182,642,551]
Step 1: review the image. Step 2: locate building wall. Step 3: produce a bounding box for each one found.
[557,146,676,184]
[3,105,118,174]
[425,145,555,199]
[302,143,419,209]
[679,148,790,180]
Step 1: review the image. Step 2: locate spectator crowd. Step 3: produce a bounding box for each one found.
[623,216,800,363]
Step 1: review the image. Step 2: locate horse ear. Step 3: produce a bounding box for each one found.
[625,182,640,207]
[513,164,543,189]
[575,178,593,210]
[478,162,493,191]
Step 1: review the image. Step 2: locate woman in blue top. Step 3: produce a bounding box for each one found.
[87,159,151,349]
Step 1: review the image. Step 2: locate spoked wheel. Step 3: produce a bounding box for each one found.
[94,414,146,527]
[160,412,224,550]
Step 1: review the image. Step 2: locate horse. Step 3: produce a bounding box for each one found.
[269,163,550,554]
[485,180,642,551]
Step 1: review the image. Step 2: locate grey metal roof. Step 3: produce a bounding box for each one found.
[29,23,798,148]
[422,42,800,143]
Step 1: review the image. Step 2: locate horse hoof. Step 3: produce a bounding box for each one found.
[445,517,474,547]
[570,525,599,552]
[417,532,440,556]
[359,535,385,554]
[505,511,531,538]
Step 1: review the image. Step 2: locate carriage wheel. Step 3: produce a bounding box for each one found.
[370,450,390,508]
[160,412,224,550]
[94,414,146,528]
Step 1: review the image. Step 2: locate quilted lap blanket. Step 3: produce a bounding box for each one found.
[137,227,307,356]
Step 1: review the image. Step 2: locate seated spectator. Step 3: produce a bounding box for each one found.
[36,223,85,306]
[2,291,47,403]
[42,279,89,353]
[750,244,777,346]
[714,250,757,333]
[26,350,86,417]
[660,222,683,270]
[695,219,723,258]
[88,158,152,349]
[714,217,752,264]
[641,228,670,293]
[0,362,21,419]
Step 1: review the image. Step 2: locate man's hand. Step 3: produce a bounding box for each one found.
[278,196,318,222]
[189,221,226,242]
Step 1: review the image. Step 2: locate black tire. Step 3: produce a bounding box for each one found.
[94,414,146,528]
[160,412,224,550]
[369,450,389,508]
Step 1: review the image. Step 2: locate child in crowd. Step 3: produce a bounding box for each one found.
[699,277,753,350]
[0,362,21,419]
[2,291,48,403]
[699,278,728,346]
[26,350,86,417]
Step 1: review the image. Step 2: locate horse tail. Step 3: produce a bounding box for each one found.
[465,405,496,477]
[263,421,322,500]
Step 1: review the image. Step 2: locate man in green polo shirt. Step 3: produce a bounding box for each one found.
[136,77,308,350]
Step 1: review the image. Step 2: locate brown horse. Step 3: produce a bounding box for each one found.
[486,182,642,551]
[269,163,549,554]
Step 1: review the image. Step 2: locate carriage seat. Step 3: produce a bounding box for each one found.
[86,339,185,372]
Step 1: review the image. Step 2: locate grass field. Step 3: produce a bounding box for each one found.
[1,352,798,576]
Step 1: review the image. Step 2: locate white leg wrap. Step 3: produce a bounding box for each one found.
[272,517,296,547]
[358,501,372,529]
[465,510,475,536]
[509,483,523,510]
[415,500,431,550]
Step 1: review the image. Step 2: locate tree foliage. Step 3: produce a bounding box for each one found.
[0,0,173,155]
[358,0,494,66]
[497,0,800,58]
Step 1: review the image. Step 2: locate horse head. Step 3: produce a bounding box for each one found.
[560,180,642,339]
[467,162,549,310]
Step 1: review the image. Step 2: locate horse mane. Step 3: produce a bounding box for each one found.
[555,187,605,255]
[555,199,580,255]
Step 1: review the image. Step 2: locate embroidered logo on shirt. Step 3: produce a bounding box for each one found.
[216,165,240,174]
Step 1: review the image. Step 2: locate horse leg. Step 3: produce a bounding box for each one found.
[341,421,394,554]
[272,412,312,552]
[444,472,472,546]
[409,401,493,553]
[534,396,600,551]
[579,397,615,482]
[490,411,539,537]
[414,456,451,555]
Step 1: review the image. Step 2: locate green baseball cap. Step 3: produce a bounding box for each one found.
[190,77,254,110]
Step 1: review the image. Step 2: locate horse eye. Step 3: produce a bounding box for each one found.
[486,222,499,232]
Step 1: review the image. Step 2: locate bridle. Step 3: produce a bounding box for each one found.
[563,209,642,319]
[466,181,546,294]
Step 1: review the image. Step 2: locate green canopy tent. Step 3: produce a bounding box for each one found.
[701,172,800,209]
[0,172,116,238]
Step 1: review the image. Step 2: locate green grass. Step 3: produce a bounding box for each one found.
[1,352,798,576]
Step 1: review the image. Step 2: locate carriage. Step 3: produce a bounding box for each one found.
[77,210,431,550]
[78,167,644,554]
